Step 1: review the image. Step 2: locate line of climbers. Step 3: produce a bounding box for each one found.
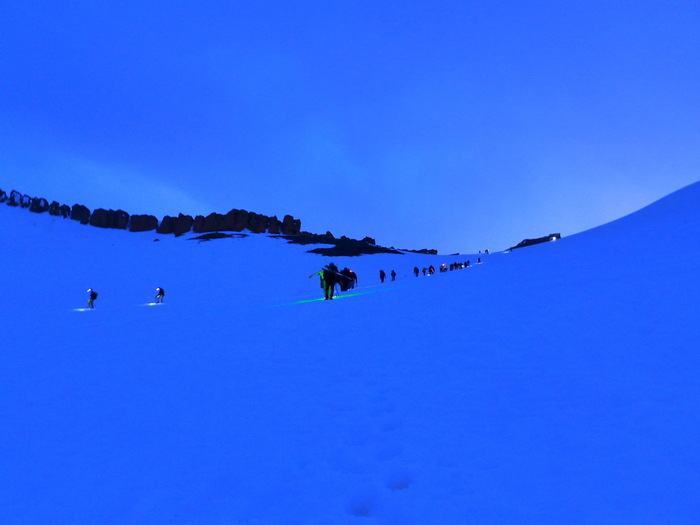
[311,258,484,300]
[86,258,483,308]
[378,259,482,282]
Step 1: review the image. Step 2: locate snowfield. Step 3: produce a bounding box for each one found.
[1,182,699,524]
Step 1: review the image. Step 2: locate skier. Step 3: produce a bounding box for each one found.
[155,287,165,303]
[87,288,98,309]
[379,270,386,283]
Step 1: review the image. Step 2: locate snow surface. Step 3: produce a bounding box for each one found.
[1,182,699,524]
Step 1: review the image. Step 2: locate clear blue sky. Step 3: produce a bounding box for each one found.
[1,1,698,253]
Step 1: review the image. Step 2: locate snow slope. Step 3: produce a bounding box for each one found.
[1,182,699,524]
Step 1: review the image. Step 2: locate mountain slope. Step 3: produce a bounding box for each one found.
[1,182,699,524]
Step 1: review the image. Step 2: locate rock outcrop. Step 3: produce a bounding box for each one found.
[49,201,62,216]
[0,186,403,253]
[172,214,194,236]
[281,214,301,235]
[71,204,91,225]
[129,214,159,232]
[187,209,291,236]
[89,208,130,229]
[510,233,561,251]
[7,190,22,206]
[157,213,194,236]
[29,197,49,213]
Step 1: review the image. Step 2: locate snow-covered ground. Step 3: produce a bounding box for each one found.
[1,182,699,524]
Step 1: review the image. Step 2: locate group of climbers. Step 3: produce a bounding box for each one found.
[85,257,482,307]
[84,287,164,309]
[309,264,358,300]
[311,256,483,300]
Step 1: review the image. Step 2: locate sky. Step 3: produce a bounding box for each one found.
[1,0,699,253]
[0,182,698,523]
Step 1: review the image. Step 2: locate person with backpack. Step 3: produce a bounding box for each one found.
[339,268,358,291]
[155,287,165,303]
[309,262,340,300]
[347,269,358,289]
[87,288,98,309]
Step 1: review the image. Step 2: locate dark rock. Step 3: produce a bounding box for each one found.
[247,212,268,233]
[308,237,404,257]
[402,248,438,255]
[268,216,280,234]
[0,189,7,203]
[246,212,259,233]
[20,194,32,208]
[193,215,205,232]
[129,214,159,232]
[49,201,62,216]
[173,214,193,236]
[233,209,248,231]
[189,232,248,242]
[89,208,127,229]
[59,204,71,218]
[71,204,91,224]
[219,210,237,231]
[8,190,21,206]
[89,208,111,228]
[114,210,129,229]
[201,212,222,233]
[510,233,561,251]
[29,197,49,213]
[157,215,175,234]
[281,214,301,235]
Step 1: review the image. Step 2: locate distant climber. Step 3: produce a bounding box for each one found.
[413,266,419,277]
[390,270,397,281]
[379,270,386,283]
[348,269,358,288]
[155,287,165,303]
[87,288,98,309]
[339,268,358,291]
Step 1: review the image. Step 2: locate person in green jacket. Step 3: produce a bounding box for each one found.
[309,262,340,300]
